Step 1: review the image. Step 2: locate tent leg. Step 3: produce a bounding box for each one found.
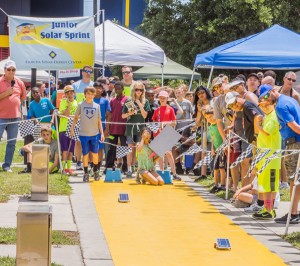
[102,11,105,77]
[198,73,201,86]
[188,68,195,91]
[161,64,164,86]
[284,153,300,235]
[207,66,214,88]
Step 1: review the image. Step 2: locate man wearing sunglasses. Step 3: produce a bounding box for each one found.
[121,66,134,97]
[278,71,300,105]
[258,84,300,224]
[0,60,26,172]
[72,65,94,170]
[225,91,264,187]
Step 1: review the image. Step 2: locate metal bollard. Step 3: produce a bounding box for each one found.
[31,144,49,201]
[16,205,52,265]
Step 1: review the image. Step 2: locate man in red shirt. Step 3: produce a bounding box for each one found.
[152,90,181,180]
[0,60,26,172]
[105,82,128,173]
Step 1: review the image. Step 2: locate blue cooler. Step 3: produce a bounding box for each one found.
[184,155,194,169]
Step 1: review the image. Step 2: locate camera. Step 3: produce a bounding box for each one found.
[11,80,15,87]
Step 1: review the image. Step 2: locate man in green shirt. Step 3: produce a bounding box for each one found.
[122,66,134,97]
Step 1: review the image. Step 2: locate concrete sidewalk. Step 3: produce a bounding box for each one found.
[1,168,300,265]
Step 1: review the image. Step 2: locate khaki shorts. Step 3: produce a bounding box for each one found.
[285,142,300,179]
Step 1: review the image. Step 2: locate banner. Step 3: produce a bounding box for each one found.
[9,16,95,70]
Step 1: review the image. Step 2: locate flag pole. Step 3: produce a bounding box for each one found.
[225,131,231,200]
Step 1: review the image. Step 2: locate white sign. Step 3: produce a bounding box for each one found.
[58,69,80,78]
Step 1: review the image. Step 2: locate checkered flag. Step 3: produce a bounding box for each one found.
[116,146,132,159]
[33,123,42,140]
[257,150,282,175]
[230,144,253,169]
[65,118,80,141]
[176,144,202,160]
[18,120,35,137]
[146,123,160,133]
[194,152,213,169]
[245,149,270,178]
[177,122,196,133]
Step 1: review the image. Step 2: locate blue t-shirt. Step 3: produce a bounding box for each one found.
[275,94,300,141]
[94,97,111,129]
[72,80,94,103]
[28,98,55,123]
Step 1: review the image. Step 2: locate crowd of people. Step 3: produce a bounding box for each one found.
[1,59,300,224]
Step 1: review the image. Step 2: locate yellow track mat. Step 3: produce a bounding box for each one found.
[90,180,285,266]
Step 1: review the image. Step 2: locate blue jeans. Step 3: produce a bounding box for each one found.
[0,118,20,169]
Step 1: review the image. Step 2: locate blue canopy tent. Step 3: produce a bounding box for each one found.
[191,24,300,87]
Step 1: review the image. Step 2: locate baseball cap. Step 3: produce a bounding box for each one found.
[225,91,239,108]
[64,85,74,93]
[212,77,223,87]
[158,90,169,98]
[4,60,16,69]
[247,73,259,80]
[227,80,244,90]
[258,84,272,99]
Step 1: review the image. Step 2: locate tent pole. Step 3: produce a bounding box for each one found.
[161,63,164,86]
[102,10,105,77]
[198,73,201,86]
[207,66,214,88]
[188,67,195,91]
[284,153,300,235]
[48,70,51,100]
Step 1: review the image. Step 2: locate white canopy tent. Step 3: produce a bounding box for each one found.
[0,59,52,82]
[95,20,167,67]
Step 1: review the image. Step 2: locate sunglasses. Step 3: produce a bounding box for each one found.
[135,88,144,92]
[6,68,16,72]
[122,71,131,75]
[197,91,205,94]
[83,69,93,74]
[259,92,270,102]
[231,85,240,91]
[286,77,296,82]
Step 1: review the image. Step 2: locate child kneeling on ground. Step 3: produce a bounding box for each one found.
[137,128,164,186]
[19,125,59,174]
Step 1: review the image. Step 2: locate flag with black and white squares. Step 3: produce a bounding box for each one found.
[18,120,35,137]
[116,146,132,159]
[65,118,80,141]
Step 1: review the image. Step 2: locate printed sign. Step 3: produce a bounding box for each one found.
[58,69,80,78]
[9,16,95,70]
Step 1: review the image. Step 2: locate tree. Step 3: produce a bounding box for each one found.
[141,0,300,69]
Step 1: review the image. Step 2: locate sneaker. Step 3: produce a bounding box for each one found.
[172,174,181,181]
[62,169,69,175]
[194,175,207,182]
[3,167,12,173]
[279,182,289,189]
[175,162,184,175]
[126,171,133,178]
[253,208,276,220]
[94,171,100,181]
[18,168,31,174]
[193,168,201,176]
[231,199,250,208]
[76,162,83,171]
[209,185,219,193]
[68,169,74,175]
[83,173,89,182]
[274,213,300,224]
[244,202,263,213]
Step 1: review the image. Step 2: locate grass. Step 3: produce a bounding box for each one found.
[0,169,71,202]
[283,232,300,250]
[0,257,62,266]
[0,140,24,164]
[0,228,80,245]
